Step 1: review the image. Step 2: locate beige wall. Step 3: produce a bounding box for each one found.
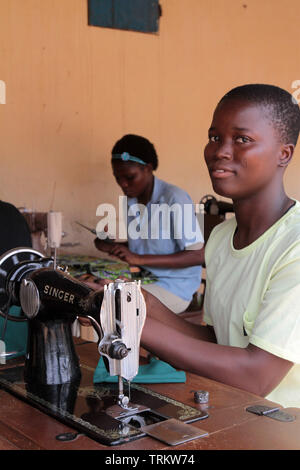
[0,0,299,255]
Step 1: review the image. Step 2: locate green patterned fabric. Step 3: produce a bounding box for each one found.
[57,255,157,284]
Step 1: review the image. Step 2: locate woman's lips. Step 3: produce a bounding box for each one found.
[210,169,235,179]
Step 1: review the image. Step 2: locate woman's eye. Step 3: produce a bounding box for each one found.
[209,135,219,142]
[236,136,250,143]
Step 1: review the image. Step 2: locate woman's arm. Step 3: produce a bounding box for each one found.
[141,315,293,397]
[94,238,128,253]
[105,244,205,268]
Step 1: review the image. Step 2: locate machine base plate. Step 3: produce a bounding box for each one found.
[0,361,208,446]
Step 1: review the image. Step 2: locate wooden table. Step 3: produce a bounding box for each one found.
[0,340,299,451]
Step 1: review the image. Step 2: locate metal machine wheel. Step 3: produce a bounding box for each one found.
[0,247,44,321]
[200,194,218,214]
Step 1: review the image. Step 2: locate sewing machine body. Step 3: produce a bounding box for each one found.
[0,248,208,446]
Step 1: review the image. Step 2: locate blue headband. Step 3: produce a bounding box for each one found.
[112,152,147,165]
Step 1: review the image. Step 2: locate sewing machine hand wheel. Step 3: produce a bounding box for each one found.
[0,247,46,358]
[200,195,218,214]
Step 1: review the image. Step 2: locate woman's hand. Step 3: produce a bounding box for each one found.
[94,237,141,264]
[94,238,116,253]
[108,244,142,265]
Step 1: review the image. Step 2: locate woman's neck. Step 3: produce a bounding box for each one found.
[233,187,294,249]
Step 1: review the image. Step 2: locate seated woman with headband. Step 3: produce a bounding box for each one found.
[91,134,204,315]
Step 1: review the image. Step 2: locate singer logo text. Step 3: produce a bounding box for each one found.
[43,284,75,304]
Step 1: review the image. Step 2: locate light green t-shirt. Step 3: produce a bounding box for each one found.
[203,200,300,408]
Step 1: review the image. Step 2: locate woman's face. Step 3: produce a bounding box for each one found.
[204,99,290,201]
[112,161,153,199]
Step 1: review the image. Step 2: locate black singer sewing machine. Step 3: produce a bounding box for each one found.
[0,248,207,446]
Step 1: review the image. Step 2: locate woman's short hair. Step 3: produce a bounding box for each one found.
[219,84,300,146]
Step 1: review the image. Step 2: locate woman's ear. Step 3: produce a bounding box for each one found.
[278,144,294,168]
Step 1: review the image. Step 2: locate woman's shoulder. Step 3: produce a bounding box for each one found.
[0,200,23,218]
[273,201,300,254]
[155,178,193,204]
[277,200,300,237]
[209,216,236,238]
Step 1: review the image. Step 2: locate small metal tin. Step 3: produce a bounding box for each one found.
[194,390,209,404]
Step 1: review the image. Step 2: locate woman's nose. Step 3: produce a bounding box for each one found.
[118,178,128,190]
[214,141,232,160]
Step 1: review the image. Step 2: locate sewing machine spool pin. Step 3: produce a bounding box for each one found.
[47,211,62,270]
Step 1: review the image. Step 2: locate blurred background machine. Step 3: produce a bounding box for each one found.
[200,195,234,242]
[19,209,80,254]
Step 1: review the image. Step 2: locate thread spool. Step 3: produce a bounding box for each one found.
[47,211,62,248]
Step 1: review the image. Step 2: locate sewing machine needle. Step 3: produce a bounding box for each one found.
[128,381,131,403]
[118,375,124,397]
